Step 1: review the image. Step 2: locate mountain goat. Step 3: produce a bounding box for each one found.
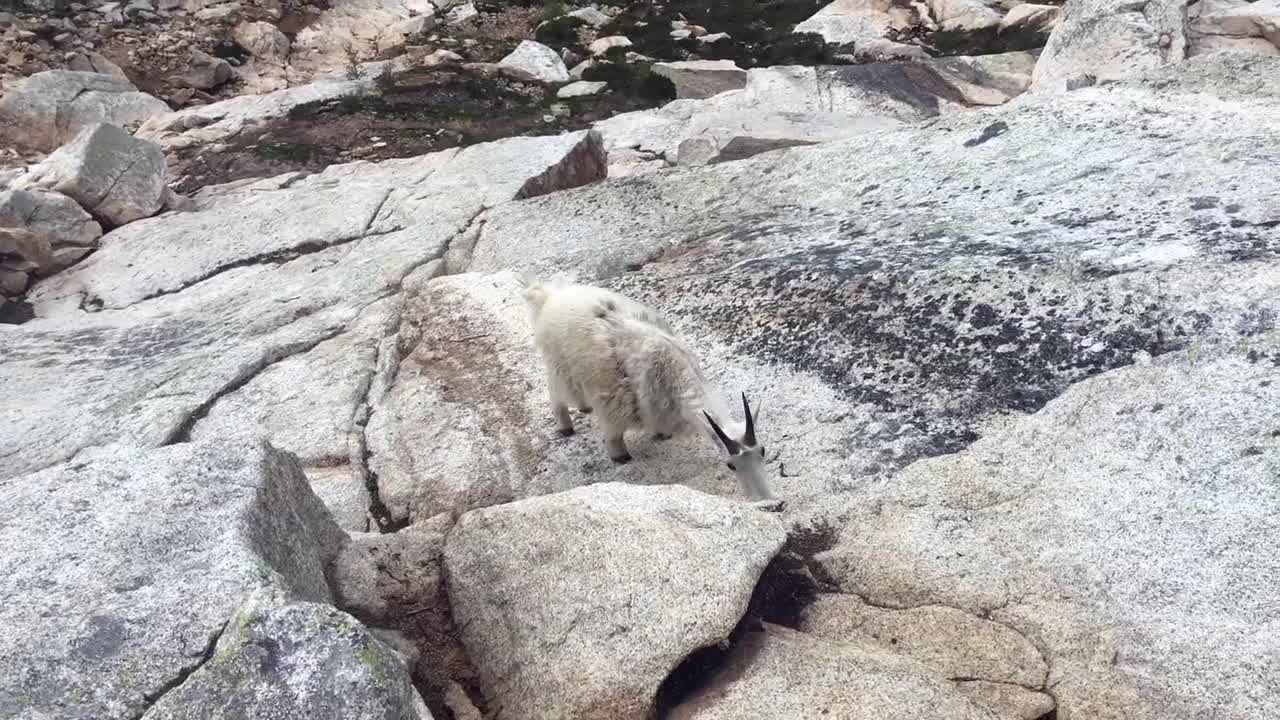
[521,275,775,502]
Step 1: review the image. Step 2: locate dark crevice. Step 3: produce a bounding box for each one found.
[125,225,402,310]
[161,326,347,445]
[130,619,229,720]
[0,298,35,325]
[650,517,841,718]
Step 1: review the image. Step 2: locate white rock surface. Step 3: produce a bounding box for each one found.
[497,40,570,83]
[286,0,436,81]
[0,441,348,720]
[557,80,608,97]
[927,0,1003,32]
[1186,0,1280,55]
[793,0,914,54]
[589,35,633,55]
[445,483,786,720]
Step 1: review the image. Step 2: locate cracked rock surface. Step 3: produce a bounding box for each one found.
[444,482,786,720]
[0,441,347,720]
[141,601,432,720]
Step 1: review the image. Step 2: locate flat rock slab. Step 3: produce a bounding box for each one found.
[30,131,602,312]
[141,602,431,720]
[444,482,786,720]
[0,441,347,720]
[594,54,1036,171]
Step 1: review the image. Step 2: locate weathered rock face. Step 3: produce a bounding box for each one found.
[497,40,570,83]
[330,514,474,715]
[669,624,1048,719]
[0,129,605,548]
[0,70,170,152]
[793,0,913,51]
[1030,0,1187,89]
[18,123,168,227]
[444,483,786,720]
[472,56,1280,507]
[1186,0,1280,56]
[0,441,348,720]
[141,602,432,720]
[815,344,1280,720]
[652,60,748,99]
[286,0,436,82]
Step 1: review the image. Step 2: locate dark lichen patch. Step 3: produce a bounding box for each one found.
[608,207,1222,465]
[963,120,1009,147]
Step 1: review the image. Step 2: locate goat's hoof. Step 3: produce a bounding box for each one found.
[653,432,673,442]
[611,453,633,465]
[557,427,575,437]
[752,499,786,513]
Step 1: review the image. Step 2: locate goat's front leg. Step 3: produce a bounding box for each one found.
[599,419,632,464]
[553,402,575,436]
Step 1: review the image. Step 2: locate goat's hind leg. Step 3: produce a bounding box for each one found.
[598,417,632,464]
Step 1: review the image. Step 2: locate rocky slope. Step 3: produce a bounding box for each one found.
[1,0,1279,717]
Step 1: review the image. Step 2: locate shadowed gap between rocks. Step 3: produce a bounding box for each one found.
[649,517,841,718]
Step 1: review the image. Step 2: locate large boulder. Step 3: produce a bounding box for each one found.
[497,40,570,83]
[19,123,167,227]
[0,70,169,153]
[233,21,293,94]
[444,483,786,720]
[0,188,104,274]
[793,0,915,54]
[1030,0,1187,90]
[0,441,349,720]
[141,602,432,720]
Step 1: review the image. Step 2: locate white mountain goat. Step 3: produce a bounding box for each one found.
[520,275,776,502]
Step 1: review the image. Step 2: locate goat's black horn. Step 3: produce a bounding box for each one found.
[741,392,757,447]
[704,411,740,454]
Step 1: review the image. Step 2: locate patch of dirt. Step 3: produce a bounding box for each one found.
[167,66,668,192]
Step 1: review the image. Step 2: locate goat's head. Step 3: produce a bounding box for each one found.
[703,393,772,500]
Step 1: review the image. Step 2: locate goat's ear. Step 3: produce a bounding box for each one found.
[740,392,757,447]
[704,411,741,455]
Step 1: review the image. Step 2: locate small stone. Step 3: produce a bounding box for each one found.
[496,39,570,83]
[568,6,610,27]
[588,35,632,55]
[699,31,731,43]
[446,1,477,24]
[670,28,692,39]
[556,80,607,98]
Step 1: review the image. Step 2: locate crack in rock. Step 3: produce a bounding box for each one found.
[130,619,229,720]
